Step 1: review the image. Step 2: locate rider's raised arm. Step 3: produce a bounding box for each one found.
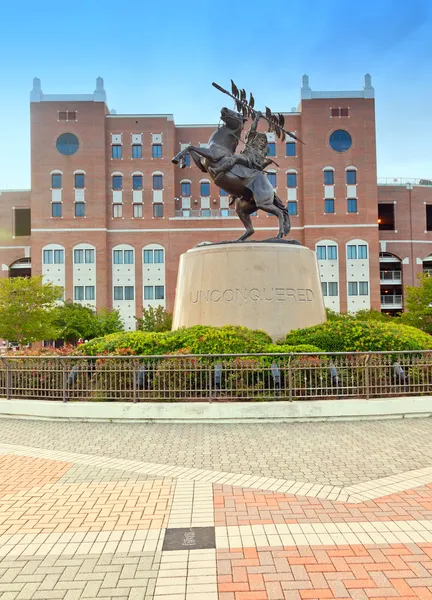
[248,111,262,136]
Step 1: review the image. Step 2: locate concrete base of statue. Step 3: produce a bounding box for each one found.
[172,241,326,341]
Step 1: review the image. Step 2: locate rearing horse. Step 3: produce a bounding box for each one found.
[172,107,290,241]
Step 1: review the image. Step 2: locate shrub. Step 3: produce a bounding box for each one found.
[286,320,432,352]
[136,306,172,333]
[266,343,323,353]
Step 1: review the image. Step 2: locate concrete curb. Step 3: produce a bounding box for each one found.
[0,397,431,423]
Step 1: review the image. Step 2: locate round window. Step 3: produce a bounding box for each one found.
[56,133,79,156]
[329,130,352,152]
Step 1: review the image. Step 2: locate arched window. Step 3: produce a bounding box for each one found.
[323,166,334,185]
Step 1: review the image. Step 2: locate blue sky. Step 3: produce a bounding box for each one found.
[0,0,431,189]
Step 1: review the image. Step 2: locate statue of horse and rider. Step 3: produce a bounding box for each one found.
[172,99,292,242]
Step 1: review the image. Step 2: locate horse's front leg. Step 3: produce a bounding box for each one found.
[172,145,215,165]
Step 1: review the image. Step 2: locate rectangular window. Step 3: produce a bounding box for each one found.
[14,208,31,236]
[74,249,84,264]
[346,170,357,185]
[358,245,368,259]
[144,286,154,300]
[112,175,122,190]
[114,286,123,301]
[133,175,143,190]
[124,250,133,264]
[143,249,153,264]
[124,286,134,300]
[324,199,335,213]
[426,206,432,231]
[201,209,211,217]
[52,174,62,189]
[112,145,122,159]
[347,245,357,259]
[58,111,67,121]
[327,246,337,260]
[328,282,338,296]
[74,286,84,301]
[316,246,326,260]
[54,249,64,264]
[154,249,164,263]
[132,144,142,159]
[113,250,123,264]
[378,203,395,230]
[113,204,123,218]
[133,204,143,218]
[153,203,163,218]
[323,170,334,185]
[267,173,277,188]
[321,282,328,296]
[74,173,85,188]
[181,182,191,196]
[286,142,296,157]
[153,175,163,189]
[359,282,369,296]
[347,198,357,213]
[75,202,85,217]
[43,250,53,264]
[331,108,340,117]
[184,153,191,167]
[85,249,95,263]
[348,282,358,296]
[267,142,276,157]
[287,173,297,188]
[220,189,229,196]
[340,108,349,117]
[221,209,229,217]
[200,181,210,196]
[85,286,95,301]
[155,285,165,300]
[52,203,62,217]
[287,201,297,215]
[152,144,162,158]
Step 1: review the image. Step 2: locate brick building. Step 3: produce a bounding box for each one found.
[1,74,431,328]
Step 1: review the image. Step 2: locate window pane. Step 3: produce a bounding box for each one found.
[287,173,297,188]
[347,245,357,260]
[152,144,162,158]
[132,144,142,158]
[346,170,357,184]
[112,175,122,190]
[154,249,164,263]
[181,182,191,196]
[74,173,85,188]
[112,145,122,159]
[52,174,62,189]
[358,245,368,259]
[331,108,340,117]
[184,153,191,167]
[347,198,357,213]
[85,286,95,301]
[267,143,276,157]
[133,175,143,190]
[74,249,84,264]
[328,282,338,296]
[153,175,163,189]
[153,203,163,217]
[144,286,154,300]
[200,182,210,196]
[124,250,134,264]
[52,203,62,217]
[328,246,337,260]
[43,250,53,264]
[113,204,123,218]
[359,282,369,295]
[54,249,64,264]
[267,173,277,188]
[133,204,143,218]
[321,282,328,296]
[348,282,358,296]
[340,108,349,117]
[143,249,153,264]
[288,201,297,215]
[316,246,326,260]
[323,170,334,185]
[125,286,134,300]
[114,286,123,301]
[75,202,85,217]
[324,199,335,213]
[155,286,165,300]
[85,249,95,263]
[286,142,296,157]
[74,286,84,301]
[221,209,229,217]
[113,250,123,264]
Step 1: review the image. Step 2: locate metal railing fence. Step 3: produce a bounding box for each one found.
[1,351,432,403]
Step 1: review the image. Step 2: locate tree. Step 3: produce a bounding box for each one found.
[136,305,172,332]
[95,307,124,337]
[0,276,62,344]
[400,274,432,334]
[52,301,124,342]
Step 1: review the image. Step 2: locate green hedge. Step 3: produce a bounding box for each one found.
[266,343,323,354]
[286,320,432,352]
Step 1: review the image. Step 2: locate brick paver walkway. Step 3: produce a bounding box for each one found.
[0,418,432,598]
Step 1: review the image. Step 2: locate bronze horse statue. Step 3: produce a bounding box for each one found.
[172,107,290,241]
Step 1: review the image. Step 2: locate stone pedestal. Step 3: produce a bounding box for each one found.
[172,242,326,340]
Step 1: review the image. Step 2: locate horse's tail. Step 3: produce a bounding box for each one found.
[273,194,291,235]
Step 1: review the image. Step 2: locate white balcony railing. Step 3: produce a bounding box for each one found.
[174,209,236,218]
[381,295,403,308]
[380,271,402,283]
[378,177,432,187]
